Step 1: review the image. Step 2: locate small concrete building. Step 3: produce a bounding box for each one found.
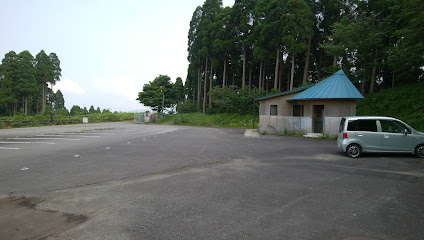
[257,70,364,137]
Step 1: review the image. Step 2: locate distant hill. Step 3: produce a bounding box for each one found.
[356,81,424,131]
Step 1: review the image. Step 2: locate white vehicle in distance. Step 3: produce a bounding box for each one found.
[337,116,424,158]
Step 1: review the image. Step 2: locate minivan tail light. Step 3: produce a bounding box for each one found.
[343,133,348,139]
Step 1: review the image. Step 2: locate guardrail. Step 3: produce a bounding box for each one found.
[0,118,120,129]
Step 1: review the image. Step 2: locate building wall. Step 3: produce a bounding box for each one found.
[258,96,357,137]
[259,116,312,134]
[298,99,356,117]
[259,93,298,116]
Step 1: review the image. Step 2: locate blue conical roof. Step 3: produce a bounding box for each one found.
[288,69,363,101]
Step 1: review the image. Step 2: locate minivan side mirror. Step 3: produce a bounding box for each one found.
[402,129,408,135]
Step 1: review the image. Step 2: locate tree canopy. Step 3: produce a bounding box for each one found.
[136,75,179,112]
[181,0,423,114]
[0,50,63,116]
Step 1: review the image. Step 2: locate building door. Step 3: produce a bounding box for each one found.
[313,105,324,133]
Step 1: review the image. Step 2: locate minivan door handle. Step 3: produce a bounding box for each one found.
[384,135,389,139]
[358,133,363,137]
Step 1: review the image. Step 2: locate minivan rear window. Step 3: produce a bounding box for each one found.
[358,120,377,132]
[347,120,357,131]
[347,119,378,132]
[339,118,346,132]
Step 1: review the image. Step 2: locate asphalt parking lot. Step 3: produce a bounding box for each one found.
[0,122,423,240]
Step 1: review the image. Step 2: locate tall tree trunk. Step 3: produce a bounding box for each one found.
[203,57,208,113]
[370,49,378,94]
[45,84,47,113]
[361,58,367,95]
[333,8,340,68]
[287,54,291,90]
[290,51,295,90]
[44,85,47,113]
[266,74,269,93]
[317,48,323,80]
[303,37,312,85]
[242,48,246,88]
[36,86,40,114]
[13,102,17,116]
[222,59,227,88]
[42,85,45,114]
[24,96,28,116]
[41,85,44,113]
[209,60,213,108]
[278,60,283,92]
[392,69,395,88]
[262,63,266,89]
[274,46,280,89]
[50,85,54,123]
[197,66,201,112]
[259,61,263,89]
[232,68,235,86]
[248,63,252,91]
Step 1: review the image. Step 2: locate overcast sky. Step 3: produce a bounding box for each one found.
[0,0,234,112]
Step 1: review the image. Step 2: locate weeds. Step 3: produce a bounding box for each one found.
[181,164,191,169]
[158,113,258,129]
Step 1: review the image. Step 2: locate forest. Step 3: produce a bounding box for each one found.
[0,50,64,116]
[182,0,423,114]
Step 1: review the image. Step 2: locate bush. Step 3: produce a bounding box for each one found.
[158,112,258,129]
[208,86,266,114]
[176,101,197,113]
[54,109,69,116]
[0,112,134,129]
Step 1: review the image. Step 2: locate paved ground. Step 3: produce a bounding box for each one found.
[0,122,423,240]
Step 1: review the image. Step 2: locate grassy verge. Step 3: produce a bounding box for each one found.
[356,81,424,131]
[0,112,134,129]
[157,113,258,129]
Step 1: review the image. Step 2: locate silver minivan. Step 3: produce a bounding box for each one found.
[337,116,424,158]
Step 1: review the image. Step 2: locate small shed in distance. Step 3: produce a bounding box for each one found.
[256,69,364,137]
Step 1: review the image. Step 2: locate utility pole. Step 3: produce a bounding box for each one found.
[162,91,165,117]
[50,85,54,124]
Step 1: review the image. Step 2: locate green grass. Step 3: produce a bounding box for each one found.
[0,112,134,129]
[0,112,134,121]
[181,164,191,169]
[157,113,258,129]
[356,81,424,131]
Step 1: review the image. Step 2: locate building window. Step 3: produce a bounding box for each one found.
[293,105,304,116]
[270,105,277,116]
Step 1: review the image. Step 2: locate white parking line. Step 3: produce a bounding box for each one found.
[35,135,100,138]
[0,141,55,144]
[7,138,80,141]
[59,132,109,135]
[0,147,20,150]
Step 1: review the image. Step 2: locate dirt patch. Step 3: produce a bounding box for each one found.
[0,196,88,240]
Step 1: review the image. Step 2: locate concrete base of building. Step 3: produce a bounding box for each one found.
[303,133,323,138]
[244,129,260,138]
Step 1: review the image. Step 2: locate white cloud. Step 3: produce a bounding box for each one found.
[55,77,86,95]
[92,75,141,101]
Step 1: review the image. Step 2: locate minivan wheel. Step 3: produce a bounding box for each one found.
[415,145,424,158]
[346,144,361,158]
